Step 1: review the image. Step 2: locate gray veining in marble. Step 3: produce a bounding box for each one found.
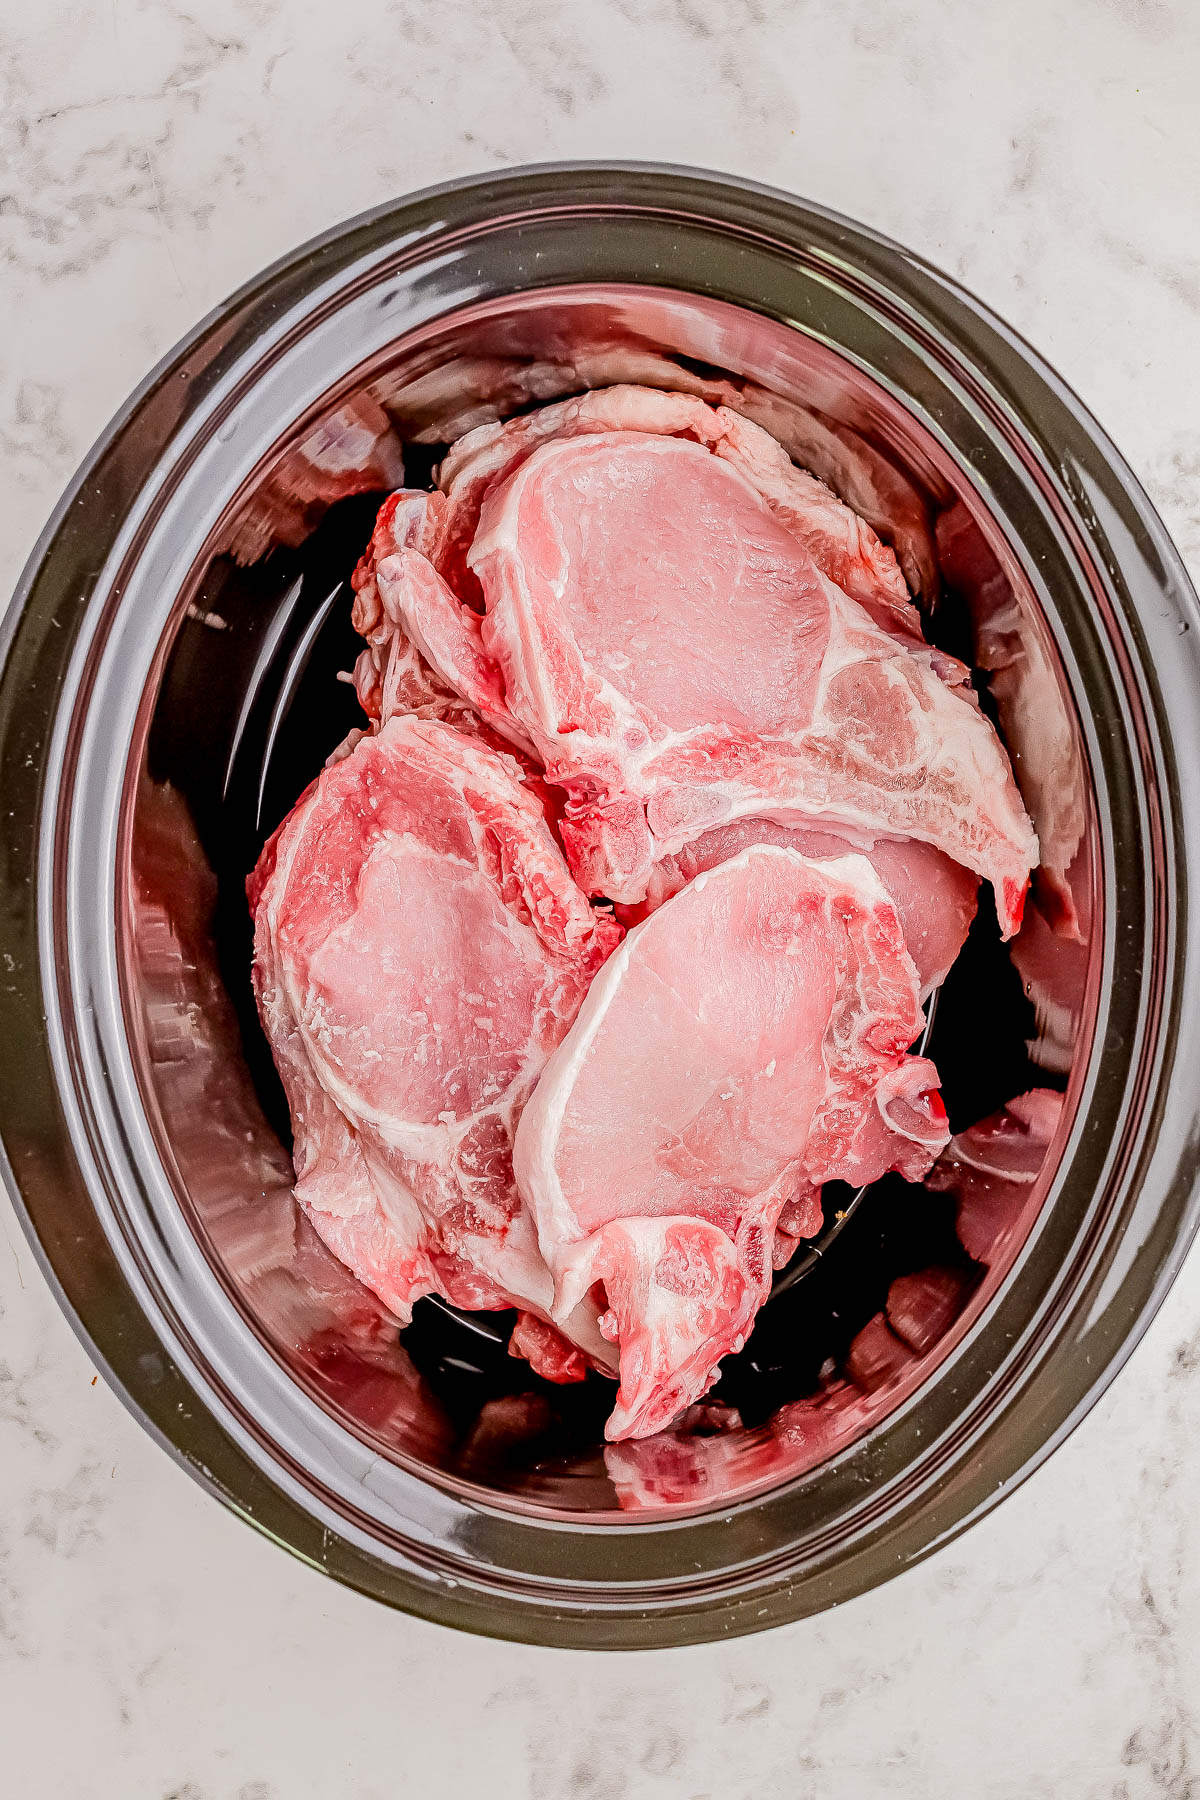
[2,1,1200,1795]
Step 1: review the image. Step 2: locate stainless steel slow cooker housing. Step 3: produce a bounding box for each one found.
[3,163,1199,1648]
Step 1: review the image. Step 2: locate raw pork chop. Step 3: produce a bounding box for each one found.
[249,713,621,1372]
[358,430,1035,929]
[463,429,1037,925]
[349,381,939,744]
[513,844,950,1439]
[379,361,938,600]
[434,385,924,638]
[350,489,522,744]
[636,820,979,996]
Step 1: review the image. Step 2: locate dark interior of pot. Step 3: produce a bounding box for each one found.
[120,286,1096,1516]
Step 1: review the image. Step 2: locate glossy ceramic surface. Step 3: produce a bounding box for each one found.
[2,164,1198,1646]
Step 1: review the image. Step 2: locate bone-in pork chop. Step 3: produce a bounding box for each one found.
[462,430,1036,927]
[350,380,945,748]
[514,844,950,1439]
[249,714,621,1370]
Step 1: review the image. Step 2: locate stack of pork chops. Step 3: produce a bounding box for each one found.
[249,384,1038,1442]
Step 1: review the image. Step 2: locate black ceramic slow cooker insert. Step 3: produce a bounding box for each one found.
[2,163,1198,1648]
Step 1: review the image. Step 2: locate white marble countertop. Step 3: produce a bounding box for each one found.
[3,2,1200,1794]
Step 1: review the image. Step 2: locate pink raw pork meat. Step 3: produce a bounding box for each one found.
[249,713,621,1375]
[433,384,924,638]
[350,384,933,740]
[351,490,525,747]
[360,401,1037,928]
[513,844,950,1440]
[636,819,979,997]
[349,381,939,741]
[468,430,1036,925]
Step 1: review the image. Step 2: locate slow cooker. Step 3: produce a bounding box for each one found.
[3,163,1198,1647]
